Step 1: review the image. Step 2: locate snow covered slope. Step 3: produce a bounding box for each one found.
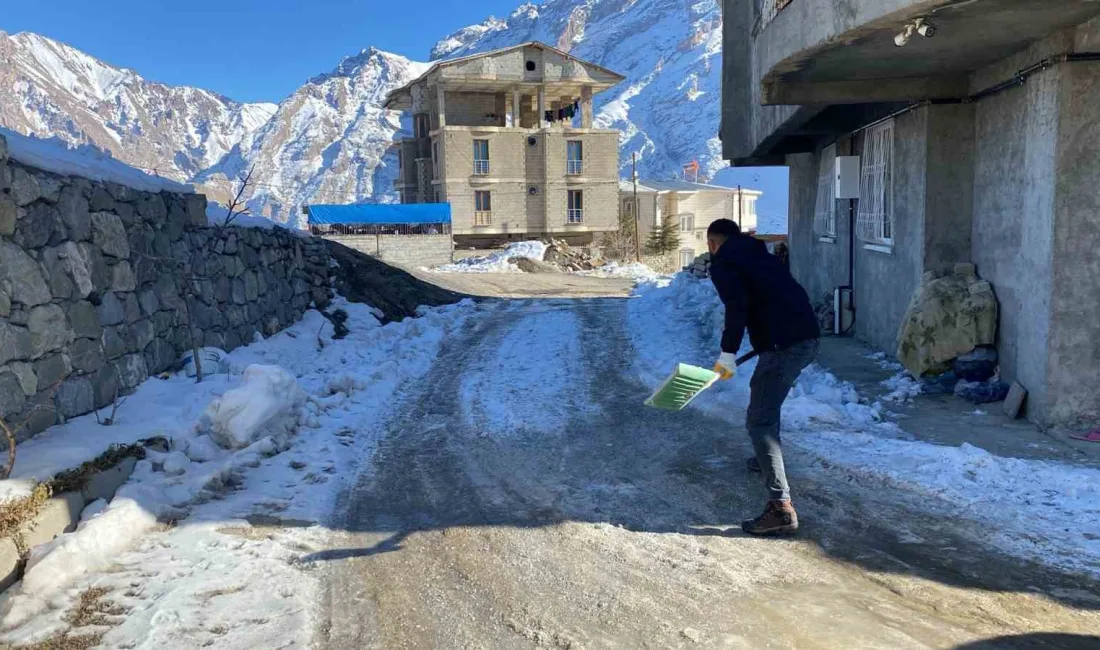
[432,0,725,180]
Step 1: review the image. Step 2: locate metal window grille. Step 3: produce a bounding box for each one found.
[567,141,584,175]
[474,191,492,226]
[679,213,695,233]
[473,140,490,175]
[813,143,837,237]
[857,120,895,246]
[568,190,584,224]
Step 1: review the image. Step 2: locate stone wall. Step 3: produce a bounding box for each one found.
[0,135,331,442]
[323,234,453,267]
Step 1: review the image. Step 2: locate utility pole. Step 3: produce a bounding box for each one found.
[737,185,743,231]
[633,152,641,262]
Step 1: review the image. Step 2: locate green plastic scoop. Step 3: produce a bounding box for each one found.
[645,363,721,411]
[645,352,759,412]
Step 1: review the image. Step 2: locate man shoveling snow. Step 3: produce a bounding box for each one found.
[707,219,821,536]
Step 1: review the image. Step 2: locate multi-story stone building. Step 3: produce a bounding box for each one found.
[384,42,625,247]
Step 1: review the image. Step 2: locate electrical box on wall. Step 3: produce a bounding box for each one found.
[835,156,861,199]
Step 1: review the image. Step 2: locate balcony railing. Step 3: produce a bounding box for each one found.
[474,160,490,175]
[567,209,585,224]
[567,160,584,175]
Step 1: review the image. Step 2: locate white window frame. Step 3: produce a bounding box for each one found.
[680,249,696,268]
[568,190,584,224]
[473,139,490,176]
[567,140,584,175]
[679,213,695,233]
[813,143,837,239]
[474,191,492,226]
[621,198,635,219]
[857,120,895,247]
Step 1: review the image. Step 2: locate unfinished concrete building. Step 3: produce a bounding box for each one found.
[722,0,1100,428]
[384,43,625,248]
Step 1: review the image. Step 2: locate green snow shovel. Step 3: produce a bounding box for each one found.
[645,352,759,412]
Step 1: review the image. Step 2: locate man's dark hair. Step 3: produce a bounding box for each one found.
[707,218,741,239]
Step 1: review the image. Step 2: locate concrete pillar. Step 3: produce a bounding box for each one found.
[511,89,521,127]
[436,85,446,129]
[581,86,594,128]
[495,93,507,126]
[537,87,547,128]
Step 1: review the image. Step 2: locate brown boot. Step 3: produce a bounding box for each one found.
[741,500,798,536]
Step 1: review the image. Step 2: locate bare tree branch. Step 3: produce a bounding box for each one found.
[223,166,256,229]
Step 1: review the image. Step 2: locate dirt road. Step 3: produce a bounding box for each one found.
[315,296,1100,649]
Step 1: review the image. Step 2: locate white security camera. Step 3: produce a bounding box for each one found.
[894,24,916,47]
[916,18,936,37]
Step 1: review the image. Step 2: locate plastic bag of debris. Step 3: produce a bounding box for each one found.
[180,347,232,378]
[955,379,1011,405]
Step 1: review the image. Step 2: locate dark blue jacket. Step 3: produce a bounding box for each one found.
[710,234,820,354]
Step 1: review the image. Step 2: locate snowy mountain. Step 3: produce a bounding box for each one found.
[0,31,276,196]
[0,0,724,222]
[432,0,725,180]
[198,49,428,221]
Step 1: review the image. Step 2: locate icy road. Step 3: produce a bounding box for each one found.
[314,298,1100,650]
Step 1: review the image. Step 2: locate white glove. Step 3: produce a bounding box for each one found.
[714,352,738,381]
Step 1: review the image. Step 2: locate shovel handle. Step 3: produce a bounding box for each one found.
[736,351,759,366]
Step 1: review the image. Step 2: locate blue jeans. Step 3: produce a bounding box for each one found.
[746,339,819,502]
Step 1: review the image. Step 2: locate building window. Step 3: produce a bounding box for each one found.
[814,143,837,238]
[567,141,584,175]
[568,190,584,223]
[473,139,490,175]
[414,114,430,139]
[474,191,492,226]
[857,120,895,246]
[680,249,696,268]
[621,198,635,219]
[679,213,695,233]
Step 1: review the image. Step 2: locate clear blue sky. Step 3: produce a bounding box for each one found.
[2,0,522,103]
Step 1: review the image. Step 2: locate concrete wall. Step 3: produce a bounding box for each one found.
[788,151,849,308]
[441,127,618,236]
[325,234,453,267]
[1047,24,1100,426]
[0,135,331,442]
[446,92,505,128]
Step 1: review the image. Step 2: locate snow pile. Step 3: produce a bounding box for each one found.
[577,261,665,283]
[625,273,1100,579]
[1,127,191,193]
[0,296,478,645]
[880,371,922,404]
[865,351,904,372]
[433,241,549,274]
[197,365,306,450]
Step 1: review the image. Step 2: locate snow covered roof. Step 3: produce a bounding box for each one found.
[0,127,192,194]
[384,42,626,110]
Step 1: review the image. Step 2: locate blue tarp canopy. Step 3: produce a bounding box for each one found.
[306,203,451,225]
